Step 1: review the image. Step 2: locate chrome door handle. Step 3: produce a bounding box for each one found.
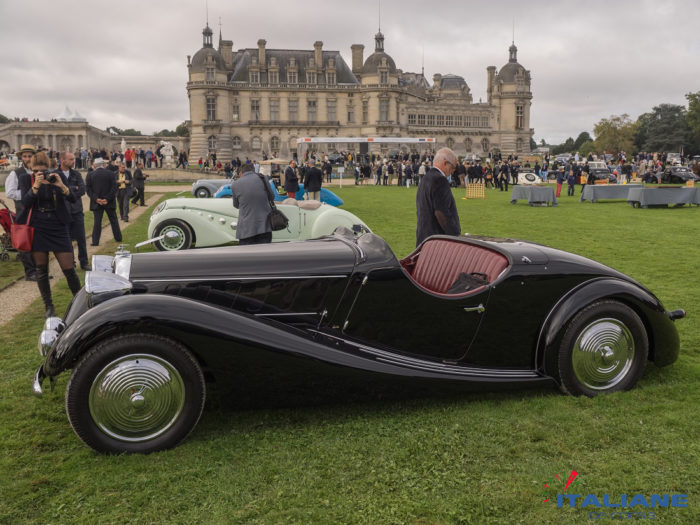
[463,304,485,314]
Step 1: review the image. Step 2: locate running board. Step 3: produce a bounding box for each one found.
[312,330,541,381]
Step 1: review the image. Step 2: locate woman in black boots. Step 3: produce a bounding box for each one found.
[17,151,82,317]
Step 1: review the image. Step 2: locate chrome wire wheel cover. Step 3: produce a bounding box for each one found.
[159,225,187,250]
[89,354,185,442]
[572,318,635,390]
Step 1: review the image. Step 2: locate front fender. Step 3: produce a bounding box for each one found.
[537,277,680,377]
[149,209,237,248]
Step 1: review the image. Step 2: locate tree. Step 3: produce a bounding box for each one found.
[153,129,177,137]
[175,121,190,137]
[635,104,689,152]
[574,131,592,150]
[685,91,700,154]
[552,137,575,155]
[529,137,537,151]
[0,113,9,124]
[578,140,596,158]
[107,126,142,136]
[593,114,637,154]
[540,138,547,146]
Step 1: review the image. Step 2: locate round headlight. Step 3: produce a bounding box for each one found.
[152,202,167,216]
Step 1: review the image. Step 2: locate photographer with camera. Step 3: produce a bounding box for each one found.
[16,151,82,317]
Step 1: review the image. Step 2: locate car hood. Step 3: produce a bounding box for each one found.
[128,239,358,281]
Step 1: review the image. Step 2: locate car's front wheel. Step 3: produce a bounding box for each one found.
[153,219,193,251]
[195,187,211,198]
[65,334,205,454]
[557,300,648,397]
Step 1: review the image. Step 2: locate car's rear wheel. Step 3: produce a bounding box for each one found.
[153,219,193,251]
[65,334,205,454]
[195,187,210,198]
[557,300,648,397]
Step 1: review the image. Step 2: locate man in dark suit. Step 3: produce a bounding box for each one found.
[86,157,122,245]
[304,160,323,201]
[283,160,299,197]
[131,162,147,206]
[415,147,461,246]
[57,151,90,270]
[231,163,272,245]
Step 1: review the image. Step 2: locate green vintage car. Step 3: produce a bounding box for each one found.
[147,197,371,250]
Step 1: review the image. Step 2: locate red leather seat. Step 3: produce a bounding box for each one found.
[401,238,509,295]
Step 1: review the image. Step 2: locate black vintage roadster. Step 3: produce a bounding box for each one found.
[33,230,684,453]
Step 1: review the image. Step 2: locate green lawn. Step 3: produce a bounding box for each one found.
[0,185,698,524]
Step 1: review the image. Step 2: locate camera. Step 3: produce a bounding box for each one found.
[47,173,58,183]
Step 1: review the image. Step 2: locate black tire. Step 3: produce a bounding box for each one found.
[65,334,205,454]
[153,219,193,251]
[557,300,648,397]
[0,252,9,261]
[195,187,211,198]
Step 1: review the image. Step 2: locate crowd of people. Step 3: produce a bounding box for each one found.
[3,144,152,317]
[0,145,179,171]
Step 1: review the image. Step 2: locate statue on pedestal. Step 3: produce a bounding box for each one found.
[161,141,175,168]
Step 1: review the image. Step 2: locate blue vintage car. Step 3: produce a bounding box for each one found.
[215,181,344,207]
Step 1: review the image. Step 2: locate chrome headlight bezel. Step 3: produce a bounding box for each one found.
[38,317,66,356]
[151,202,167,217]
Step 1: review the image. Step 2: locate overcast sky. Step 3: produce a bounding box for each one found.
[1,0,698,144]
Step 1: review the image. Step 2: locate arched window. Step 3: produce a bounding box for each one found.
[270,136,280,151]
[464,138,472,152]
[232,136,241,149]
[446,137,455,149]
[251,136,262,150]
[481,138,490,153]
[208,135,217,150]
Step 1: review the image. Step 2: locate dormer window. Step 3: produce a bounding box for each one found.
[269,71,279,84]
[380,71,388,84]
[306,71,316,84]
[288,70,297,84]
[206,67,215,81]
[326,72,336,85]
[250,71,259,84]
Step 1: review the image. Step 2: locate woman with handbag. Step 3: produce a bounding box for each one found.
[16,151,82,318]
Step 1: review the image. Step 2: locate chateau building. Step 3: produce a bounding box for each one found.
[187,26,533,161]
[0,106,187,156]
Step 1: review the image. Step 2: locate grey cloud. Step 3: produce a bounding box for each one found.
[1,0,698,142]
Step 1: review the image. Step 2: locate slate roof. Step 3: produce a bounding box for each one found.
[228,49,359,84]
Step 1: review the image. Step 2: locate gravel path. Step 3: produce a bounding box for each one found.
[0,193,162,328]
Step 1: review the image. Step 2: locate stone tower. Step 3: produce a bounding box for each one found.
[487,42,533,154]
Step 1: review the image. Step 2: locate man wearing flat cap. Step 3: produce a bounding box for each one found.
[86,157,122,245]
[5,144,38,280]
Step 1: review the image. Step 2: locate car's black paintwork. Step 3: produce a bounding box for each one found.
[661,166,700,184]
[42,232,680,392]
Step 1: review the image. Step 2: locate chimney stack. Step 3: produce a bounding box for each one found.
[257,39,267,67]
[487,66,496,104]
[351,44,364,74]
[314,41,323,69]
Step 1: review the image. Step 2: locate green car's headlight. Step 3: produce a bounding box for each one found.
[152,202,167,216]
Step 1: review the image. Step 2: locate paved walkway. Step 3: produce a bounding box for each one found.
[0,193,162,328]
